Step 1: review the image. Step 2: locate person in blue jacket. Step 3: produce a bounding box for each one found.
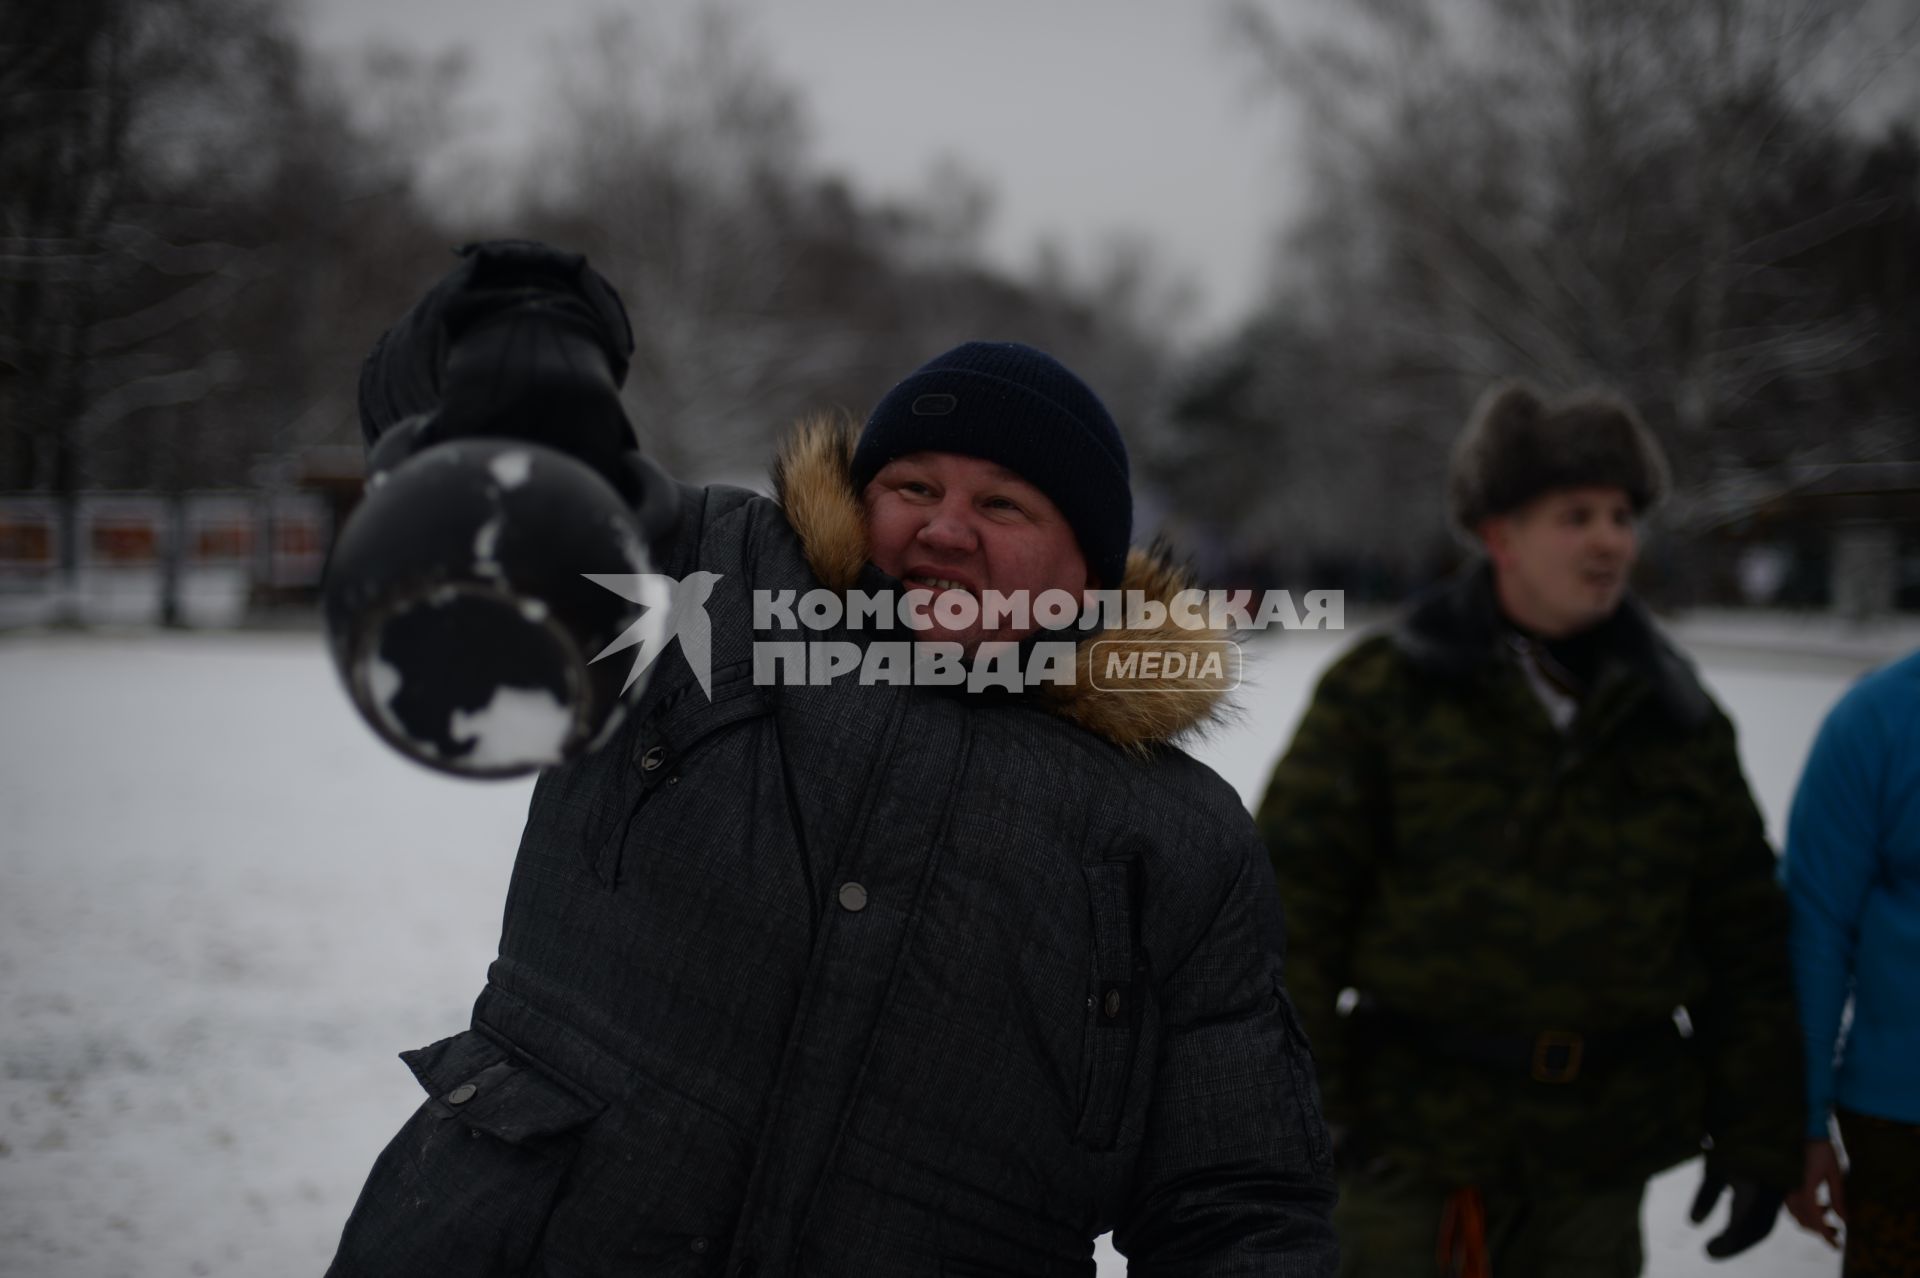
[1780,647,1920,1272]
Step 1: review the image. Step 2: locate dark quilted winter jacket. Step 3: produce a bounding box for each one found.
[326,414,1338,1277]
[1255,565,1803,1194]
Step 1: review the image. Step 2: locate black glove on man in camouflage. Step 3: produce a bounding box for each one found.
[1689,1167,1784,1258]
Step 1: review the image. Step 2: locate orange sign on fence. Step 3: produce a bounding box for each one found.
[267,494,330,587]
[0,506,55,572]
[0,492,331,591]
[80,497,167,567]
[186,496,255,566]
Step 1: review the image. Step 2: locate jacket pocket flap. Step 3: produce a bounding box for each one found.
[401,1030,604,1144]
[632,674,769,773]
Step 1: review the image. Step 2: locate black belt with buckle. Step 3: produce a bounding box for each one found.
[1351,1000,1685,1084]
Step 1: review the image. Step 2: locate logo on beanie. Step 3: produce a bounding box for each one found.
[911,393,957,415]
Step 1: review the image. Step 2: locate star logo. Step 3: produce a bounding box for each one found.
[583,572,724,699]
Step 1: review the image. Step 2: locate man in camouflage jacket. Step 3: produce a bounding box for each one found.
[1256,383,1802,1276]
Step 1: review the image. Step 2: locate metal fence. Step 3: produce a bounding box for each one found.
[0,491,332,628]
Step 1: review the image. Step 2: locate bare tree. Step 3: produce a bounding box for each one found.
[499,7,1189,490]
[1,0,466,621]
[2,0,269,613]
[1192,0,1920,581]
[504,7,830,481]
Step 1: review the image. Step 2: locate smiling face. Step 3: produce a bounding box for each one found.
[1480,485,1639,638]
[861,451,1090,652]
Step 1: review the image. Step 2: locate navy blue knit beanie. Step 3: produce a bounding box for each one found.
[850,341,1133,588]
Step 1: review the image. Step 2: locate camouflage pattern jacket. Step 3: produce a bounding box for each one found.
[1255,565,1803,1192]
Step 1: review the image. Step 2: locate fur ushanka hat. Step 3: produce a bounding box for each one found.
[1447,381,1670,533]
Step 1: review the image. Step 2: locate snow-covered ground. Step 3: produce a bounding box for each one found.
[2,618,1904,1277]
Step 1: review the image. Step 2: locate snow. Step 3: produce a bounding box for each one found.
[365,654,404,733]
[489,451,534,490]
[2,619,1901,1276]
[446,684,573,771]
[0,569,253,631]
[472,516,504,578]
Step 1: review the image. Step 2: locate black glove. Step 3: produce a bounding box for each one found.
[1688,1167,1784,1259]
[432,303,634,484]
[359,240,644,495]
[360,241,679,539]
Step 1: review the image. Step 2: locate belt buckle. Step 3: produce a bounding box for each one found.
[1531,1030,1584,1083]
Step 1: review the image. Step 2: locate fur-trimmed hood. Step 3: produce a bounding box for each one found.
[770,414,1232,752]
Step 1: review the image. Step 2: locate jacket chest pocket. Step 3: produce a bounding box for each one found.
[1075,854,1149,1152]
[585,672,771,888]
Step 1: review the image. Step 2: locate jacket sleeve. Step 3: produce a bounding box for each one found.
[1114,828,1339,1277]
[1687,709,1806,1189]
[1780,680,1885,1140]
[1251,645,1389,1127]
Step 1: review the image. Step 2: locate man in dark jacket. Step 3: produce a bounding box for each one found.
[325,241,1338,1277]
[1255,383,1802,1276]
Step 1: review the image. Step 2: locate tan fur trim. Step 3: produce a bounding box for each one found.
[772,412,868,592]
[771,419,1231,751]
[1036,546,1236,756]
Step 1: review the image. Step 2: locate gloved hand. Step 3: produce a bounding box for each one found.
[1688,1166,1784,1258]
[432,305,635,485]
[362,239,649,506]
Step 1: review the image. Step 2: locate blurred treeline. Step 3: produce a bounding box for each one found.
[4,0,1917,605]
[1180,0,1920,599]
[0,1,1167,500]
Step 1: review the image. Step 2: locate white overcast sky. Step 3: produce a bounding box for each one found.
[295,0,1309,341]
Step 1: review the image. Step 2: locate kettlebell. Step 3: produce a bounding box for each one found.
[323,314,676,778]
